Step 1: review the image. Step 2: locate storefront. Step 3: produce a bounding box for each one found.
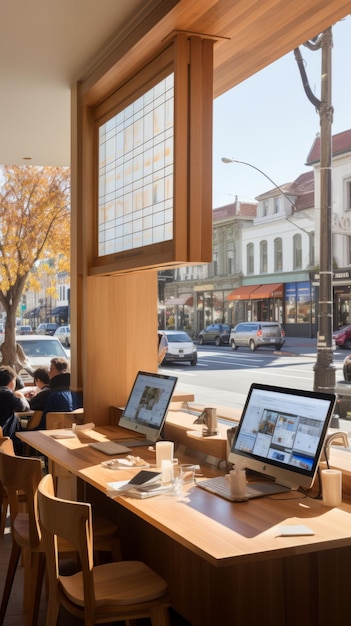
[227,283,284,327]
[227,281,315,337]
[311,269,351,331]
[284,281,315,337]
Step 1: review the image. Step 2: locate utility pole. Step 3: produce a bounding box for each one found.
[294,27,335,393]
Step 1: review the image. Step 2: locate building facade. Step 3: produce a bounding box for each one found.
[163,129,351,338]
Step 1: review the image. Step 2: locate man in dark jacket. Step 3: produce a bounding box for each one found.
[38,357,82,429]
[48,357,71,390]
[0,365,30,453]
[29,367,51,410]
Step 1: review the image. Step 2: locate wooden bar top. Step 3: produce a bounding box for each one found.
[17,427,351,568]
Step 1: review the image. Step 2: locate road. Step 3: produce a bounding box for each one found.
[159,344,347,411]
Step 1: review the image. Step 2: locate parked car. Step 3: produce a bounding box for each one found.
[230,321,285,351]
[54,324,71,347]
[1,335,69,385]
[333,325,351,349]
[16,325,33,335]
[160,330,197,366]
[35,322,58,336]
[198,324,232,346]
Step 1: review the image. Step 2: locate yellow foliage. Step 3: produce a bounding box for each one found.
[0,165,70,316]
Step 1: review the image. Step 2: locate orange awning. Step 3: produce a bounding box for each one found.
[227,285,260,301]
[249,283,284,299]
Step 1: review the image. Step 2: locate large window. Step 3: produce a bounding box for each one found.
[260,240,268,273]
[247,243,254,274]
[345,179,351,211]
[293,234,302,269]
[86,35,215,275]
[309,232,315,266]
[274,237,283,271]
[98,74,174,257]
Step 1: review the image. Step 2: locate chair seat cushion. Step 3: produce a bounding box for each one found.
[59,560,168,606]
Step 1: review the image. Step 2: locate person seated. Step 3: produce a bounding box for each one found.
[38,357,82,429]
[28,367,51,411]
[48,357,70,390]
[0,365,30,454]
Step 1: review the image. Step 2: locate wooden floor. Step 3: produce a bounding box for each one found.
[0,512,191,626]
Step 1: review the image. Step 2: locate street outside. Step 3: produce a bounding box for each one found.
[159,337,351,435]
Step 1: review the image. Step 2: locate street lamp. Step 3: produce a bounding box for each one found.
[221,158,314,237]
[294,28,335,393]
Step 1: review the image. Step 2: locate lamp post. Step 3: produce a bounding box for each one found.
[294,28,335,393]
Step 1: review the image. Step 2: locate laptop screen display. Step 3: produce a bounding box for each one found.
[118,371,177,442]
[228,383,336,490]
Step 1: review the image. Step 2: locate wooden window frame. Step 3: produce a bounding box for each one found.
[84,34,214,276]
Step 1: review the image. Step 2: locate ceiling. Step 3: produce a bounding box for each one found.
[1,0,350,167]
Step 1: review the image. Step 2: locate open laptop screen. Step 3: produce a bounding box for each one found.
[228,383,336,490]
[118,371,177,442]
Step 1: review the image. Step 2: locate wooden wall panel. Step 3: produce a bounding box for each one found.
[82,271,158,424]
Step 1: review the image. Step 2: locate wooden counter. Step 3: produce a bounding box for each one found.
[17,426,351,626]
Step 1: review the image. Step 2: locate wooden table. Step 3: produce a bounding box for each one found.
[17,427,351,626]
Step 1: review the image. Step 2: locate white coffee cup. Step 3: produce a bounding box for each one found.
[228,468,247,499]
[321,469,342,507]
[156,441,174,467]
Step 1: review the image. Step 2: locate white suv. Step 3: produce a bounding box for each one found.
[10,335,69,384]
[230,321,285,352]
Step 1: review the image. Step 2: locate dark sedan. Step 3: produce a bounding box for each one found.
[198,323,232,346]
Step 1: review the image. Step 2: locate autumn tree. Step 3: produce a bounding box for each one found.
[0,165,70,371]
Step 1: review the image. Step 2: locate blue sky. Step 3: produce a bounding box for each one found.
[213,16,351,208]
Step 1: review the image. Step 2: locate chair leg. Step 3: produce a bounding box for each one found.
[0,500,7,535]
[45,594,60,626]
[0,540,21,626]
[150,605,171,626]
[26,552,46,626]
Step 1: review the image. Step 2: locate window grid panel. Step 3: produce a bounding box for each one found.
[98,73,174,257]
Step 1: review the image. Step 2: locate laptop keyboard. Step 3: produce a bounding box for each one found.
[197,476,291,501]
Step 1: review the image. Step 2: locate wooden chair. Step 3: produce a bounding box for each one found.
[19,411,43,455]
[0,449,47,626]
[0,437,14,535]
[0,449,120,626]
[38,473,171,626]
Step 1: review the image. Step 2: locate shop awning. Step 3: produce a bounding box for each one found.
[249,283,284,299]
[50,305,68,316]
[26,306,43,318]
[165,295,193,306]
[227,286,259,301]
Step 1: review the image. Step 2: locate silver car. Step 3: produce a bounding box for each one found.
[230,321,285,352]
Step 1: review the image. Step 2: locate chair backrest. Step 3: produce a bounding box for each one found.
[41,391,83,429]
[25,410,43,431]
[0,437,15,455]
[38,474,95,616]
[0,448,42,547]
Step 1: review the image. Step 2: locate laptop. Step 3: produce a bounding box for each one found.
[197,383,336,502]
[90,371,177,455]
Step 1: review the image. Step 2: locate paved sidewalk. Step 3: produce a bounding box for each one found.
[278,336,318,357]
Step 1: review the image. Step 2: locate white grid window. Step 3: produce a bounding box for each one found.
[98,73,174,257]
